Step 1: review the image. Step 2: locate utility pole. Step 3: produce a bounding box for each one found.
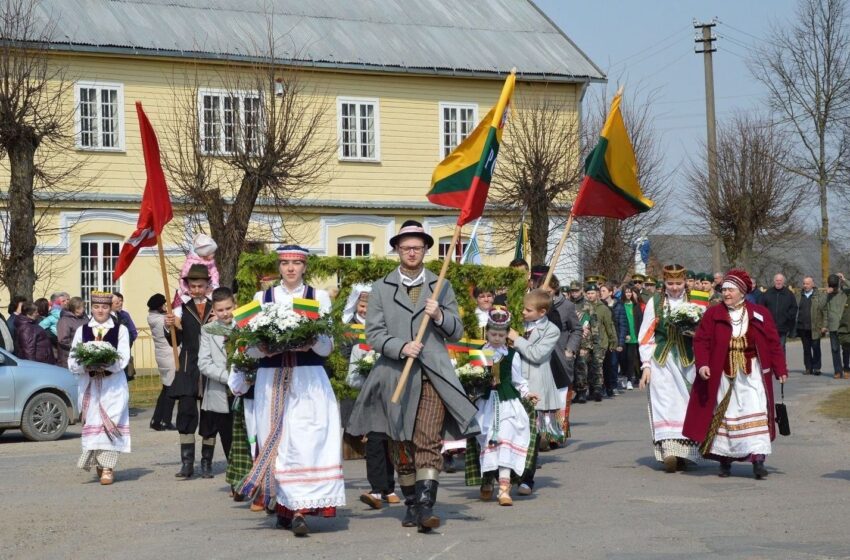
[694,19,722,273]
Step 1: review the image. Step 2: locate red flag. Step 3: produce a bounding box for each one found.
[113,102,173,280]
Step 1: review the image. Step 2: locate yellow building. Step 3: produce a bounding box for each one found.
[1,0,603,330]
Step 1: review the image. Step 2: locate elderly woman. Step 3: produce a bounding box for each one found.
[683,269,788,479]
[146,294,176,431]
[638,264,703,473]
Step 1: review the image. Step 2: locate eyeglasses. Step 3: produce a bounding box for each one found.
[398,246,425,254]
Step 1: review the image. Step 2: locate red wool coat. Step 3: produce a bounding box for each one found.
[682,301,788,443]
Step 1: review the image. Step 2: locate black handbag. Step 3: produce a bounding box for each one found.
[775,383,790,436]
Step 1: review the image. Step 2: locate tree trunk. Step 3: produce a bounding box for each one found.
[212,176,262,289]
[820,178,829,286]
[5,140,38,300]
[528,199,550,267]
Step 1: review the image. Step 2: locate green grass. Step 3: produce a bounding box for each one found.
[129,371,162,409]
[817,386,850,419]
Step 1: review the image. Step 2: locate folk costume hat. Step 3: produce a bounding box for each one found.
[90,291,113,305]
[183,263,211,281]
[275,244,309,262]
[486,306,511,331]
[722,268,755,294]
[192,233,217,257]
[530,265,549,278]
[389,220,434,249]
[343,283,372,324]
[662,264,686,281]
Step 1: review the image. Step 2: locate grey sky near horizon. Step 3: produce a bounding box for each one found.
[535,0,810,233]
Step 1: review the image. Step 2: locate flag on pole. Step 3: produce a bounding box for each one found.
[461,232,482,265]
[292,298,321,319]
[689,290,710,308]
[114,102,174,280]
[427,70,516,226]
[513,222,529,261]
[572,90,654,219]
[234,300,262,327]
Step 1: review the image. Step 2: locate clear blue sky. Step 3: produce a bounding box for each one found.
[534,0,800,231]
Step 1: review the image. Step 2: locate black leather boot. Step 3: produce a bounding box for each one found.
[401,485,418,527]
[416,479,440,533]
[176,443,195,478]
[753,461,768,480]
[200,444,215,478]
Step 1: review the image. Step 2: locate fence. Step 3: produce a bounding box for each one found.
[129,327,165,408]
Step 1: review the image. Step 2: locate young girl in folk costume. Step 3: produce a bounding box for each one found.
[638,264,703,473]
[345,284,401,510]
[466,307,536,506]
[174,233,220,308]
[684,269,788,479]
[67,291,131,485]
[238,244,345,536]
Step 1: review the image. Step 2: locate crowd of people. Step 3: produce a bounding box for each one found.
[3,221,836,536]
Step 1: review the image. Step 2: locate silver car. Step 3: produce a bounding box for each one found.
[0,348,79,441]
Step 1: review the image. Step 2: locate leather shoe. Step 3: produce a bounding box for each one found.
[359,492,383,510]
[663,455,677,474]
[162,422,177,431]
[592,390,603,402]
[572,391,587,404]
[149,421,164,431]
[753,461,768,480]
[719,463,732,478]
[275,515,292,529]
[291,515,309,536]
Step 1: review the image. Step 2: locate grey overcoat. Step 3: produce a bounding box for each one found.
[346,268,480,441]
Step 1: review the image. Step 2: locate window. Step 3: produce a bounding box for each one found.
[440,103,477,158]
[337,236,372,258]
[199,89,262,155]
[75,82,124,150]
[338,97,380,161]
[438,236,470,263]
[80,238,121,309]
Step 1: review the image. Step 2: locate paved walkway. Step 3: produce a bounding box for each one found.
[2,341,850,559]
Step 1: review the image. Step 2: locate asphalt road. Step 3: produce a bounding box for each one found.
[2,340,850,560]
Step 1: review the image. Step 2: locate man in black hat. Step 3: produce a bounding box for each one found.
[347,219,478,533]
[165,264,213,479]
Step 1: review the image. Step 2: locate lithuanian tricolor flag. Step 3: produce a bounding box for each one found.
[427,70,516,226]
[344,323,368,343]
[234,300,261,327]
[447,338,485,353]
[572,90,654,219]
[292,298,321,319]
[468,348,495,367]
[689,290,710,308]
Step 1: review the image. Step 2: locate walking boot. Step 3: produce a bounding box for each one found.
[200,444,215,478]
[572,390,587,404]
[718,462,732,478]
[175,443,195,478]
[753,461,768,480]
[401,485,418,527]
[416,479,441,533]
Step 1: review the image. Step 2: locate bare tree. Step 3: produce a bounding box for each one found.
[491,86,583,266]
[0,0,87,299]
[162,23,334,288]
[686,115,805,269]
[579,86,671,281]
[750,0,850,283]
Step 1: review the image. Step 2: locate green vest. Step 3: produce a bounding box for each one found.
[652,294,695,367]
[490,348,521,402]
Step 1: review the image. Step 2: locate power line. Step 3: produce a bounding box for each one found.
[607,25,692,70]
[718,20,765,43]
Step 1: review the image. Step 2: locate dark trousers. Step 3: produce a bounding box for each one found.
[365,432,395,495]
[199,408,233,459]
[520,433,540,488]
[798,329,822,372]
[603,350,617,390]
[620,344,639,382]
[829,332,850,375]
[151,384,175,426]
[176,396,199,435]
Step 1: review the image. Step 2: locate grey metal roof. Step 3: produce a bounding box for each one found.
[33,0,605,82]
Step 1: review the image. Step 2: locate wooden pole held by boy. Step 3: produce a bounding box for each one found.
[156,235,180,367]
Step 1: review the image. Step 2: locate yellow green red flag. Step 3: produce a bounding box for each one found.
[234,300,261,327]
[427,70,516,226]
[572,90,654,219]
[292,298,320,319]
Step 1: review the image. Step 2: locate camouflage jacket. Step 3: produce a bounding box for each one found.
[573,297,599,350]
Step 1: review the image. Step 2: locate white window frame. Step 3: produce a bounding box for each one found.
[198,88,263,156]
[439,102,478,158]
[337,96,381,162]
[438,236,470,263]
[74,81,125,152]
[336,236,373,259]
[80,236,122,310]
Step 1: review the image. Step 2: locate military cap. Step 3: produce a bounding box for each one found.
[631,273,647,283]
[686,269,696,280]
[584,282,599,292]
[569,280,583,291]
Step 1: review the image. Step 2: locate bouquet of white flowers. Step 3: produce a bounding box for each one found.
[456,363,490,399]
[667,302,705,336]
[71,340,120,374]
[354,349,380,377]
[230,301,333,356]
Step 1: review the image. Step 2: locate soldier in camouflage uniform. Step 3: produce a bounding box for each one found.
[570,278,607,403]
[567,280,590,404]
[585,282,616,402]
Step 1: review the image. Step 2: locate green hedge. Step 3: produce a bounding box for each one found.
[235,251,526,399]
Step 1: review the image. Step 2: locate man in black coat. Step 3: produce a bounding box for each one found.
[757,273,798,350]
[165,264,213,478]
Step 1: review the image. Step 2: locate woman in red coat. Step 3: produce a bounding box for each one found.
[682,269,787,479]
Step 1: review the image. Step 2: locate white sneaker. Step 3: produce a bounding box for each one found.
[626,380,634,391]
[518,483,533,496]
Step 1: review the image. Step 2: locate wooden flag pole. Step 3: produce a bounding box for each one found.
[156,235,180,367]
[543,213,575,288]
[390,223,463,404]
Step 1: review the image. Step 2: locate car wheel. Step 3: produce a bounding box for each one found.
[20,393,69,442]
